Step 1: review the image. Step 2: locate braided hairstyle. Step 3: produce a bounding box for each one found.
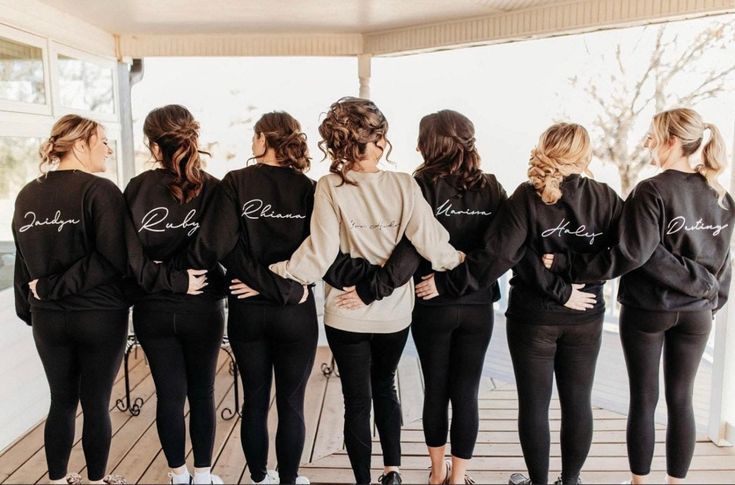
[143,104,208,204]
[527,123,592,205]
[318,97,392,186]
[414,109,486,191]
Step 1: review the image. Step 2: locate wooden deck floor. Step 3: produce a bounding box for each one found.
[1,345,734,484]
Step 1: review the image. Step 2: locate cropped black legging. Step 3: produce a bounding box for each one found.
[32,309,128,482]
[411,303,494,460]
[228,295,318,485]
[507,316,603,485]
[325,325,410,485]
[619,306,712,479]
[133,307,225,470]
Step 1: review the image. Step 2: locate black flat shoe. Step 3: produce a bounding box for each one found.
[379,471,402,485]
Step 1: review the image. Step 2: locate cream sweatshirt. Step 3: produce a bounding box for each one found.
[270,170,462,333]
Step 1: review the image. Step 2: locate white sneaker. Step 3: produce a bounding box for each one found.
[192,472,224,484]
[168,471,192,485]
[253,470,280,484]
[295,477,310,484]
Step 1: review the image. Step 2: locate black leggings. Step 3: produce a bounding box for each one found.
[507,317,603,485]
[325,325,410,485]
[411,303,493,459]
[620,306,711,479]
[228,295,318,485]
[32,310,128,481]
[133,307,225,469]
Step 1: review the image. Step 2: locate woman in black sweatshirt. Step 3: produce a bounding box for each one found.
[417,122,712,485]
[544,109,734,484]
[124,105,226,485]
[177,111,315,485]
[13,115,129,485]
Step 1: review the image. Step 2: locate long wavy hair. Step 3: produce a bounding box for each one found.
[414,109,486,191]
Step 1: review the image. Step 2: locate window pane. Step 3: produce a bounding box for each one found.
[57,54,114,114]
[0,137,43,291]
[0,36,45,105]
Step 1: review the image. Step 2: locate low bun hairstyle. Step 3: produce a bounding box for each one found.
[651,108,728,209]
[318,97,392,186]
[528,123,592,205]
[251,111,310,172]
[143,104,208,204]
[414,109,486,191]
[39,114,101,174]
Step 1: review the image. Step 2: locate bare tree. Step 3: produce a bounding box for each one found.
[572,21,735,195]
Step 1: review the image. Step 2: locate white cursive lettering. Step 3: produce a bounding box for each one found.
[541,218,603,246]
[436,199,493,217]
[139,207,200,236]
[18,210,80,233]
[666,216,727,237]
[241,199,306,220]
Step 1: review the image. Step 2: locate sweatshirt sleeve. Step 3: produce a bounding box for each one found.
[323,252,377,290]
[12,231,32,325]
[354,237,422,305]
[512,246,573,304]
[123,210,189,294]
[221,239,305,305]
[269,178,341,284]
[33,179,129,300]
[636,246,718,299]
[433,185,530,297]
[403,179,462,270]
[714,250,731,312]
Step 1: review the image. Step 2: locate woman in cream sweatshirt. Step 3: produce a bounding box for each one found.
[269,97,463,485]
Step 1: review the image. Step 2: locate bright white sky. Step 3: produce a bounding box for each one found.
[131,14,735,195]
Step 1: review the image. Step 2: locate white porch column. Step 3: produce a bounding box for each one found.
[358,54,372,99]
[708,121,735,446]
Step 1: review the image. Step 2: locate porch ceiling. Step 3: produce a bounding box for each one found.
[32,0,735,57]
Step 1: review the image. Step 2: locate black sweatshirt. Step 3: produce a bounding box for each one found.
[434,174,716,325]
[176,164,313,306]
[13,170,129,324]
[124,169,226,313]
[552,170,733,312]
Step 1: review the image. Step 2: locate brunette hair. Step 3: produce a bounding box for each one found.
[318,97,392,185]
[250,111,310,172]
[143,104,208,204]
[414,110,486,191]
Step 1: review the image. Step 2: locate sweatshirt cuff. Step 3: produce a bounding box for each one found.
[171,270,189,294]
[355,281,377,306]
[550,252,569,275]
[35,277,49,300]
[559,284,573,305]
[433,272,449,296]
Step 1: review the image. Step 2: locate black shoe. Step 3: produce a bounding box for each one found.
[379,471,402,485]
[509,473,532,485]
[554,476,581,485]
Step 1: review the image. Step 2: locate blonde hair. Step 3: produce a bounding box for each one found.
[652,108,728,209]
[528,123,592,205]
[38,114,101,174]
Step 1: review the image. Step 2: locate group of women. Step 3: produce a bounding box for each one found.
[12,97,732,485]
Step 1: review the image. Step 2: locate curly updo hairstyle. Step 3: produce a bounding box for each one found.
[39,114,101,174]
[250,111,310,172]
[318,97,392,186]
